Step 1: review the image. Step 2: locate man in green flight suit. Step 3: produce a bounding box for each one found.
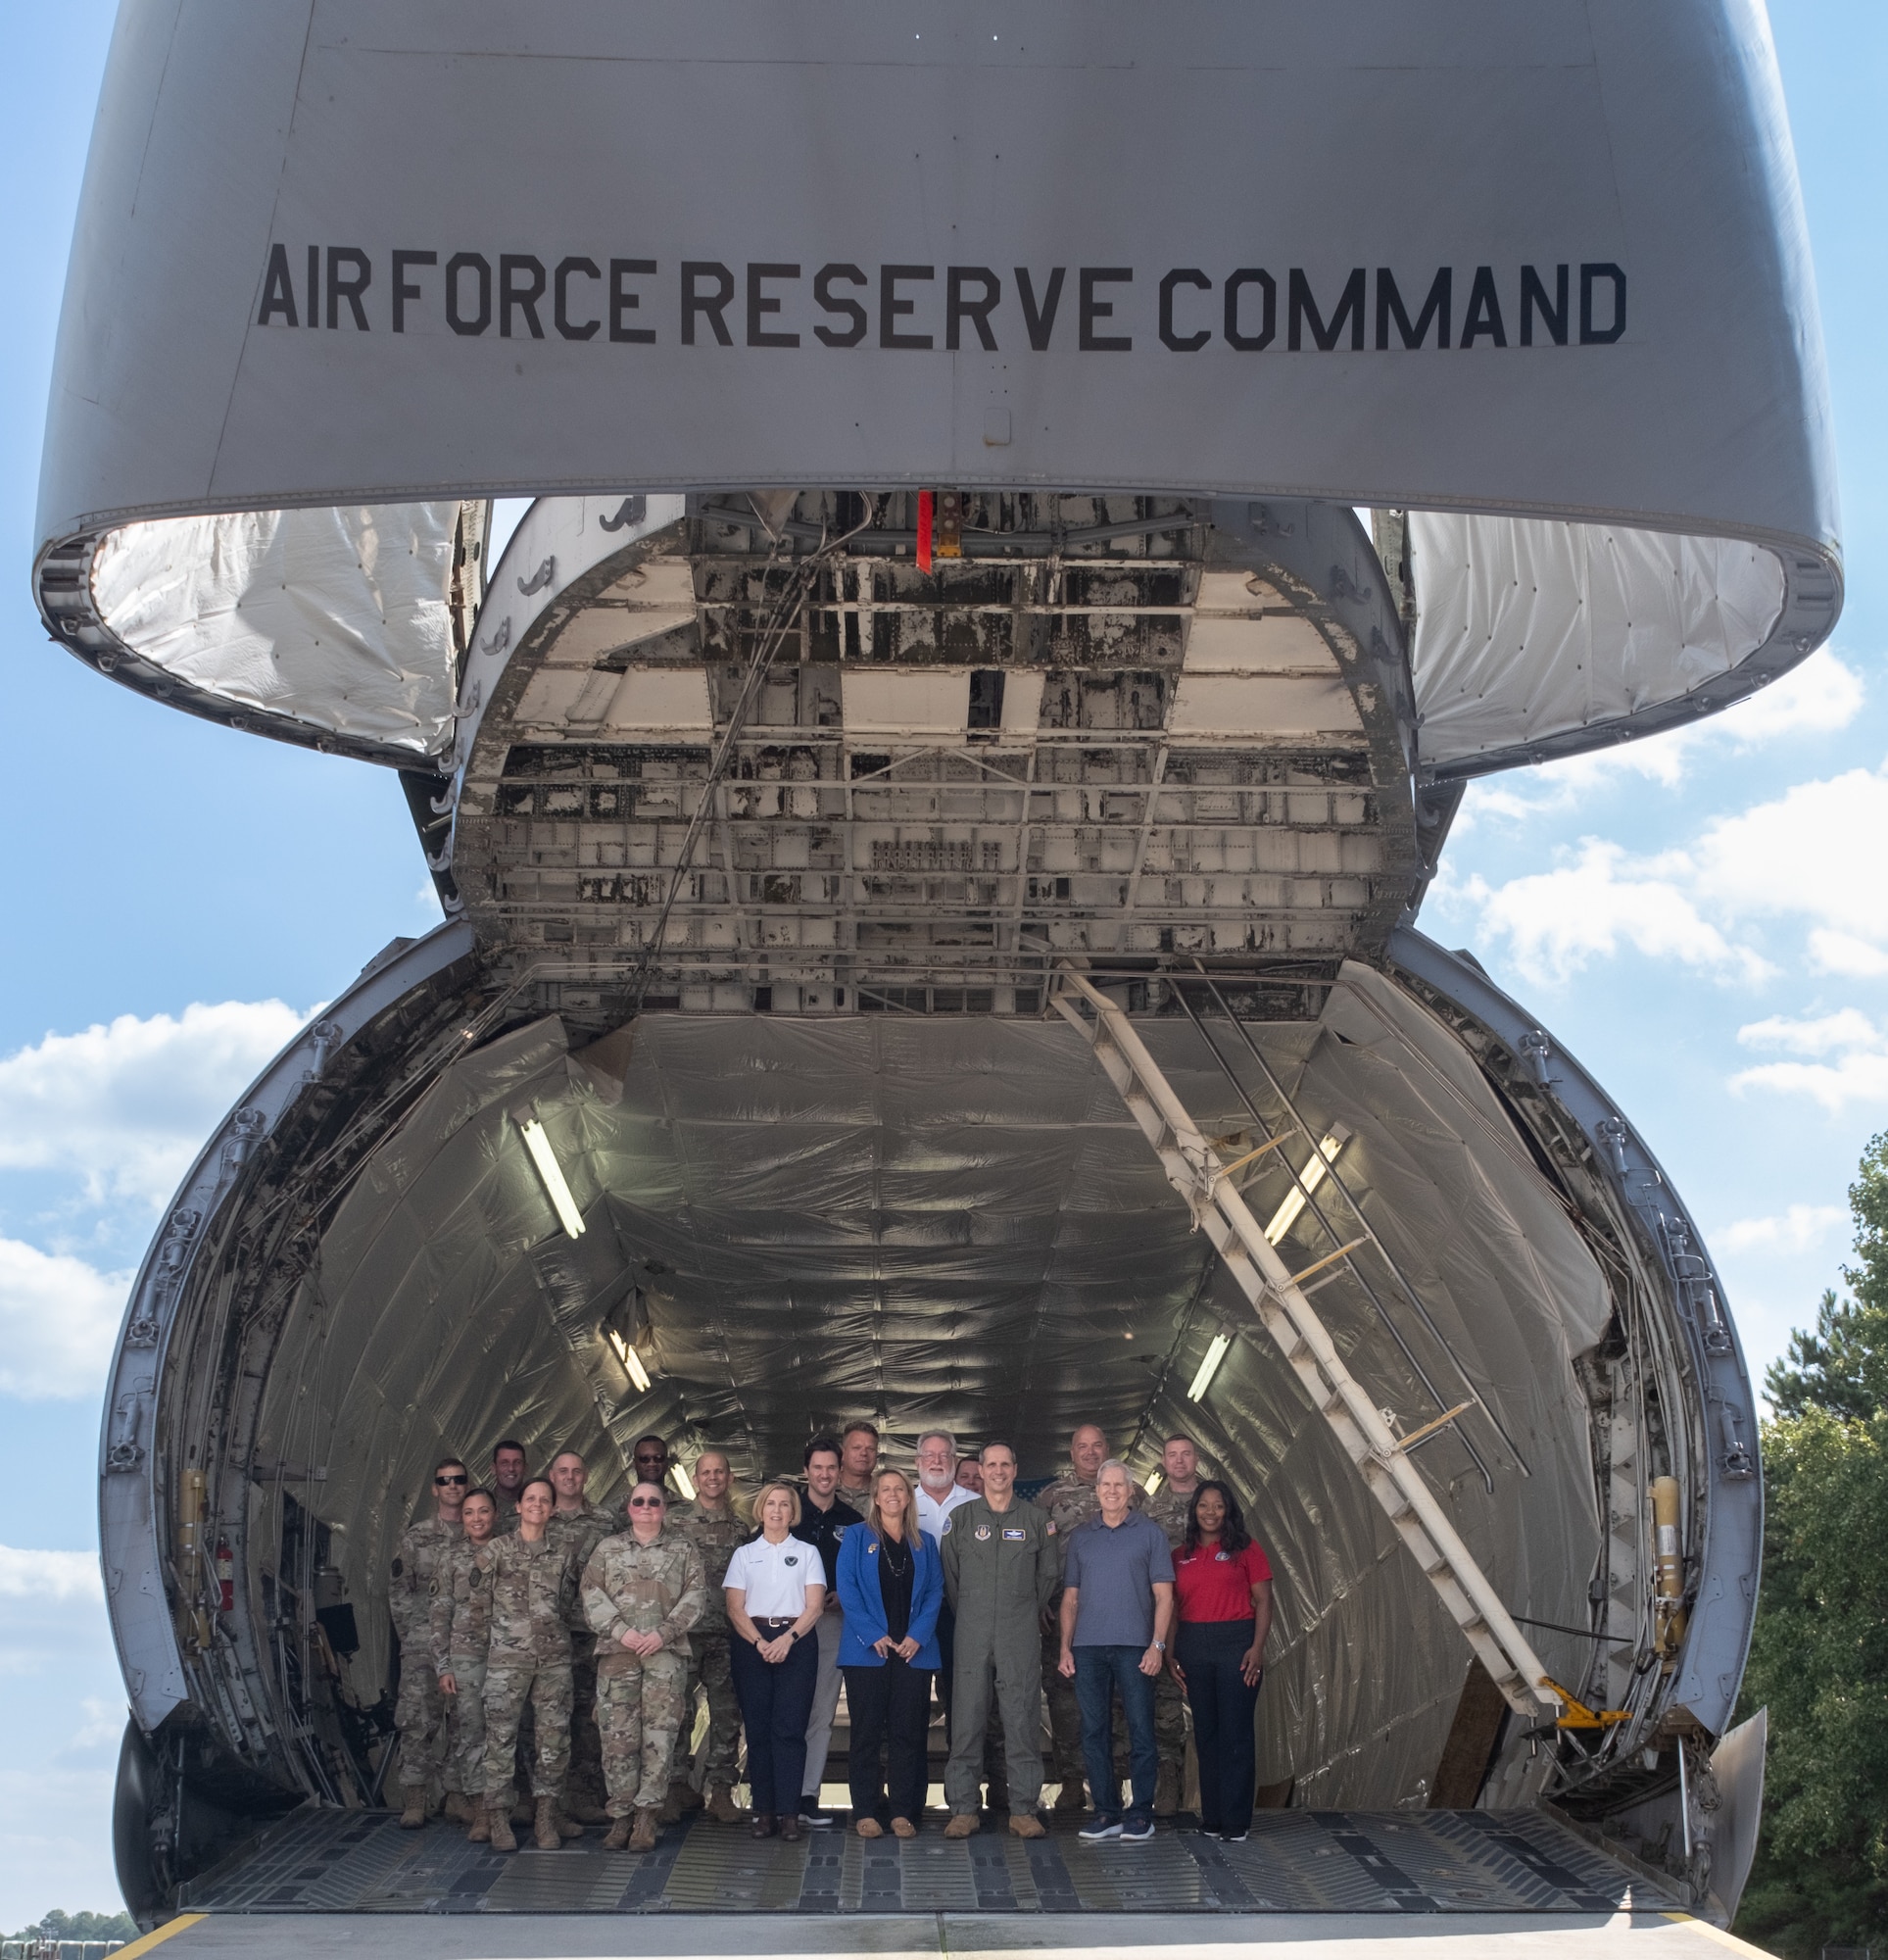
[940,1440,1061,1839]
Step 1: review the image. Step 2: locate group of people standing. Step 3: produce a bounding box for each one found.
[386,1419,1274,1854]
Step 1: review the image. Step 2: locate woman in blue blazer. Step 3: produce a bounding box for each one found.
[837,1469,943,1837]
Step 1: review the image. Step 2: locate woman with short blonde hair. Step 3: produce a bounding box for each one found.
[724,1479,823,1838]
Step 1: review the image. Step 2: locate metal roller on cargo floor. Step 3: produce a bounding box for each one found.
[33,0,1836,1942]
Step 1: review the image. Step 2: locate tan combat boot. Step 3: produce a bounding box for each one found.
[603,1816,632,1851]
[398,1787,427,1829]
[488,1804,518,1853]
[669,1777,703,1816]
[657,1786,684,1827]
[1054,1779,1087,1814]
[704,1784,742,1825]
[944,1813,979,1838]
[442,1789,473,1825]
[1153,1763,1181,1817]
[1009,1812,1047,1839]
[553,1799,583,1839]
[630,1807,659,1853]
[466,1798,492,1844]
[534,1795,561,1849]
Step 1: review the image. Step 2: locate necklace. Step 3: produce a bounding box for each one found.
[880,1530,912,1577]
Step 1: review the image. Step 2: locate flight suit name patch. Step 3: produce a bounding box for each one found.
[1001,1528,1027,1541]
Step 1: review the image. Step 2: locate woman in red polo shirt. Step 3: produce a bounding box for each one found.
[1169,1481,1273,1841]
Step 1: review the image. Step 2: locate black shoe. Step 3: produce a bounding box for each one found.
[799,1807,839,1827]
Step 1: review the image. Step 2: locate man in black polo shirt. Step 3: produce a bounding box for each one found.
[794,1434,865,1825]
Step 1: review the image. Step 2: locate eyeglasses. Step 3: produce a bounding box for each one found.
[435,1474,468,1486]
[629,1496,665,1509]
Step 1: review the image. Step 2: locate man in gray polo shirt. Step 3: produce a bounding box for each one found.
[1056,1459,1174,1840]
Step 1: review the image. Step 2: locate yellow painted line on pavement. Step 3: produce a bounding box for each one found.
[110,1912,208,1958]
[1663,1912,1776,1959]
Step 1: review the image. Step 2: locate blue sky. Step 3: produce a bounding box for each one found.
[0,0,1882,1927]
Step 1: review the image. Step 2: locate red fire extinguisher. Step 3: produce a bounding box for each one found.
[215,1536,234,1614]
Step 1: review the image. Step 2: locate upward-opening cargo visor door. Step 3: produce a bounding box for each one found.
[35,0,1839,777]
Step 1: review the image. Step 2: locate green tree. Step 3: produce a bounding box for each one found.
[1734,1129,1888,1958]
[10,1906,139,1941]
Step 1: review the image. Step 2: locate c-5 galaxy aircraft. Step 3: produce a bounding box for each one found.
[34,0,1837,1939]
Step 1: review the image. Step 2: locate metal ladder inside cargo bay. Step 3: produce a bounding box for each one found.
[1049,965,1560,1719]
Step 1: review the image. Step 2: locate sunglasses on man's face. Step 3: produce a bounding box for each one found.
[629,1496,665,1509]
[436,1474,468,1486]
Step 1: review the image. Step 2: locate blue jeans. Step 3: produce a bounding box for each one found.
[1073,1645,1156,1824]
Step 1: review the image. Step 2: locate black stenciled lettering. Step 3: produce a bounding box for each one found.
[748,263,801,348]
[1080,269,1132,351]
[1287,268,1365,351]
[258,244,299,327]
[1580,263,1626,344]
[1459,266,1507,347]
[813,264,868,348]
[1015,268,1066,351]
[305,245,319,331]
[446,253,492,336]
[881,265,935,349]
[1521,265,1569,346]
[326,247,371,330]
[1375,267,1450,350]
[1158,269,1211,352]
[1224,270,1275,351]
[554,257,601,341]
[392,250,436,333]
[946,267,1001,351]
[608,260,656,344]
[500,255,547,339]
[681,262,735,346]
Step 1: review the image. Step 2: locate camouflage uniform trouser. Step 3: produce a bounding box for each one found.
[599,1650,688,1815]
[566,1651,606,1808]
[442,1657,486,1798]
[669,1631,741,1787]
[395,1639,448,1792]
[481,1656,572,1799]
[1041,1620,1186,1784]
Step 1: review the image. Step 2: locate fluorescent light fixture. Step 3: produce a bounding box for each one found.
[671,1460,697,1502]
[1187,1331,1233,1403]
[1143,1470,1163,1496]
[605,1327,653,1393]
[518,1116,586,1239]
[1262,1124,1351,1246]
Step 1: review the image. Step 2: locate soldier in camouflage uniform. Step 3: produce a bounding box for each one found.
[491,1440,528,1535]
[583,1483,706,1851]
[476,1477,579,1852]
[433,1489,499,1833]
[666,1450,748,1824]
[1034,1425,1145,1812]
[546,1450,623,1827]
[837,1421,881,1514]
[389,1457,467,1826]
[1139,1434,1204,1816]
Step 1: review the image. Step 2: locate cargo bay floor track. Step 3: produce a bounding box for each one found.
[177,1805,1674,1918]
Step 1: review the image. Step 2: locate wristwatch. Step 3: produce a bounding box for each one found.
[1152,1640,1166,1651]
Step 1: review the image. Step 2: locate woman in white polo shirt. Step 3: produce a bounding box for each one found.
[725,1481,827,1840]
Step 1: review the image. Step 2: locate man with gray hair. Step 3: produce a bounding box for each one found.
[914,1429,976,1738]
[1057,1459,1174,1840]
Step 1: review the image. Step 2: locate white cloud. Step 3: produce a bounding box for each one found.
[1717,1204,1849,1255]
[70,1695,122,1751]
[1455,649,1866,828]
[1729,1007,1888,1111]
[0,1241,128,1400]
[1808,929,1888,978]
[1737,1008,1885,1056]
[1452,840,1775,985]
[0,1000,310,1211]
[0,1548,103,1604]
[1731,1051,1888,1113]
